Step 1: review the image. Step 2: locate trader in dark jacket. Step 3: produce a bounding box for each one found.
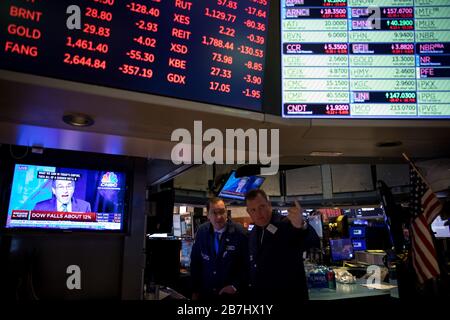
[190,197,248,301]
[245,189,319,302]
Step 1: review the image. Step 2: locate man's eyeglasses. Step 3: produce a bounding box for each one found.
[55,185,74,190]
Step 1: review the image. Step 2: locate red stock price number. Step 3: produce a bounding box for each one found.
[63,53,107,69]
[212,52,233,65]
[85,7,113,21]
[217,0,238,10]
[118,64,153,78]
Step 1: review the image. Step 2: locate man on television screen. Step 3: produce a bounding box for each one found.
[33,179,91,213]
[235,177,248,193]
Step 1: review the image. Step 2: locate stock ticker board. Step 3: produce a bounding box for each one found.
[0,0,269,112]
[281,0,450,119]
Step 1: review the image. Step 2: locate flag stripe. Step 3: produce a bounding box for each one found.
[411,224,437,276]
[423,193,439,213]
[425,201,442,225]
[411,220,440,276]
[413,217,437,263]
[411,247,426,283]
[422,190,434,209]
[409,163,443,283]
[412,243,432,281]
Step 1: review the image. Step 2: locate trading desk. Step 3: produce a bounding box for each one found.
[309,280,397,301]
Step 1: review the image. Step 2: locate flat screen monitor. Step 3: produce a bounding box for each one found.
[350,226,366,238]
[431,215,450,238]
[218,170,265,200]
[308,214,323,238]
[330,238,354,262]
[352,219,369,226]
[180,238,193,269]
[5,163,127,232]
[352,238,367,251]
[280,1,450,119]
[0,0,270,112]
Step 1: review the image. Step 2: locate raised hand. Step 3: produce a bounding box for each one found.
[287,200,306,229]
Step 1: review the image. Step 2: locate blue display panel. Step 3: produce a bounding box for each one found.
[0,0,270,112]
[351,238,367,251]
[281,0,450,118]
[330,238,354,261]
[218,170,265,200]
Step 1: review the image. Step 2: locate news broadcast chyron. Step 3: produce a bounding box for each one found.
[5,164,127,231]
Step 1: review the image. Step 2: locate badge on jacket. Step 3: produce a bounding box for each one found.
[266,224,278,234]
[201,252,210,261]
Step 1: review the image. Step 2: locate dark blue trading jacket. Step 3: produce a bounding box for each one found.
[248,214,320,302]
[190,220,248,299]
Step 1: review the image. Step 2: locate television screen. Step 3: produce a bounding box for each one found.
[352,239,367,251]
[431,215,450,238]
[180,239,193,269]
[330,238,354,262]
[281,1,450,119]
[5,163,127,231]
[352,219,369,226]
[350,226,366,238]
[218,171,265,200]
[308,214,323,238]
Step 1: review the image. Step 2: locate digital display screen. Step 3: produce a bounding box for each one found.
[180,238,193,269]
[330,238,354,261]
[218,170,265,200]
[308,214,323,238]
[0,0,270,112]
[352,238,367,251]
[5,163,127,231]
[431,215,450,238]
[350,225,366,237]
[281,0,450,118]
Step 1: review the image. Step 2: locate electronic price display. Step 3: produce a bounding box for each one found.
[281,0,450,118]
[0,0,270,112]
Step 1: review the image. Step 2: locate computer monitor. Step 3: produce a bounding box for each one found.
[352,219,369,226]
[180,239,194,269]
[308,214,323,238]
[330,238,354,262]
[350,226,366,238]
[431,216,450,238]
[352,239,367,251]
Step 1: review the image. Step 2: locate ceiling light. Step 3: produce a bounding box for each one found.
[309,151,343,157]
[62,113,95,127]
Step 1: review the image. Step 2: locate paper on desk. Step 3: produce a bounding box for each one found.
[361,283,397,290]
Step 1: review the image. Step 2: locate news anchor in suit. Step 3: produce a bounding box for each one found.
[33,179,91,213]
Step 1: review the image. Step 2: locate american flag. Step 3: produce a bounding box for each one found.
[409,164,443,284]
